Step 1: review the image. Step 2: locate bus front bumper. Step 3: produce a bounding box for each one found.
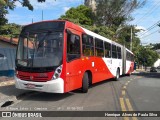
[14,76,64,93]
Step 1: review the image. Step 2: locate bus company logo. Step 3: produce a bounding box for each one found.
[2,112,11,117]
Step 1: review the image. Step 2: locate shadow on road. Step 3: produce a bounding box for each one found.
[0,75,133,103]
[0,85,74,103]
[132,71,160,79]
[19,92,75,102]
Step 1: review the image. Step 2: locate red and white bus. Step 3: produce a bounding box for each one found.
[15,20,134,93]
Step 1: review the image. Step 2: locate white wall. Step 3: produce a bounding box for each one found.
[154,59,160,67]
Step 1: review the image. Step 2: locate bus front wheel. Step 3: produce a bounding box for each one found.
[82,72,89,93]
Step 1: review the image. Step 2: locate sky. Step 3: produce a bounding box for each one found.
[6,0,160,44]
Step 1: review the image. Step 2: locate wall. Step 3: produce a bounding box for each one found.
[0,41,16,48]
[154,59,160,67]
[0,48,16,76]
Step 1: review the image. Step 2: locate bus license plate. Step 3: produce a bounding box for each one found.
[26,83,35,89]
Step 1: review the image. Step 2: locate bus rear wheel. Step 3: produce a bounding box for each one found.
[81,72,89,93]
[114,68,120,81]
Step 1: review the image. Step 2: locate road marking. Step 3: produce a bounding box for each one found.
[122,90,125,96]
[123,86,127,89]
[125,83,128,86]
[125,99,138,120]
[120,79,138,120]
[120,98,129,120]
[125,98,133,111]
[120,98,127,111]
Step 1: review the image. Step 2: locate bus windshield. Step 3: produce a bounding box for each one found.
[16,31,63,68]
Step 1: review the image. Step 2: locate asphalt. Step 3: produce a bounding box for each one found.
[0,69,146,108]
[0,76,28,108]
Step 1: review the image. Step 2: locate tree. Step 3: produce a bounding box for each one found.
[60,5,95,26]
[0,23,21,37]
[0,7,8,25]
[95,0,146,28]
[0,0,47,36]
[152,43,160,50]
[136,46,159,67]
[0,0,47,11]
[0,0,47,25]
[115,25,141,49]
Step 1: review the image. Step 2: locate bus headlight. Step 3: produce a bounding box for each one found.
[53,65,63,79]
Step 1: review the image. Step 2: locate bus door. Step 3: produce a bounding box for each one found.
[65,29,82,92]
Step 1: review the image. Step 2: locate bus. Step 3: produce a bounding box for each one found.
[15,20,134,93]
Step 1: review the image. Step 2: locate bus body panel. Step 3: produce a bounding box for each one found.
[92,57,113,83]
[15,76,64,93]
[126,61,134,74]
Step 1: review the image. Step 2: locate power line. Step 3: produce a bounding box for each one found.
[140,29,160,39]
[134,2,160,24]
[138,20,160,37]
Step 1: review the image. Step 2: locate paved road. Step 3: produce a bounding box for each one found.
[0,71,160,120]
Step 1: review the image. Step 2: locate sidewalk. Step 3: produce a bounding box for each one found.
[132,69,149,73]
[0,76,15,87]
[0,76,27,108]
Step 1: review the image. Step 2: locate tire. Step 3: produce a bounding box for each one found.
[82,72,89,93]
[114,68,120,81]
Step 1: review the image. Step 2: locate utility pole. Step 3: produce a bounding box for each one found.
[130,26,133,51]
[42,10,43,21]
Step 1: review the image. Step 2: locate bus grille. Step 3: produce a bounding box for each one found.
[18,75,49,82]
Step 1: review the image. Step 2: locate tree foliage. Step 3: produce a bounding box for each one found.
[115,25,141,48]
[152,43,160,50]
[0,0,158,67]
[96,0,146,27]
[0,6,8,26]
[0,0,47,28]
[0,0,48,36]
[136,46,159,66]
[60,5,95,26]
[0,0,47,11]
[0,23,21,37]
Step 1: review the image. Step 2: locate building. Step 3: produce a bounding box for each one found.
[84,0,97,12]
[0,36,18,48]
[154,49,160,67]
[0,36,18,77]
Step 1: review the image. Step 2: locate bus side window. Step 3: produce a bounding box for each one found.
[112,44,117,58]
[104,42,111,58]
[95,38,104,57]
[67,33,80,62]
[82,34,94,56]
[117,46,122,59]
